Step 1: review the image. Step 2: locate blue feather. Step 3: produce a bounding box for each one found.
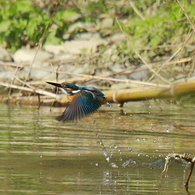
[56,90,102,122]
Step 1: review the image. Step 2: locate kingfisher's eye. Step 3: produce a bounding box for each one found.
[61,84,68,88]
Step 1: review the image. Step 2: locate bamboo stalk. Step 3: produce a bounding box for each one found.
[105,79,195,103]
[0,79,195,106]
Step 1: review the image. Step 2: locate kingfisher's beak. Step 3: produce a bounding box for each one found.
[46,82,62,88]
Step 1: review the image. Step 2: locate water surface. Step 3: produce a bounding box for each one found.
[0,101,195,194]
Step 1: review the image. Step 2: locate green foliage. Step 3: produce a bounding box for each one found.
[118,1,195,60]
[0,0,79,51]
[84,0,108,16]
[0,0,195,55]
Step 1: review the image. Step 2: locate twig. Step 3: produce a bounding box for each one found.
[129,1,145,20]
[0,57,191,78]
[161,153,195,187]
[0,82,57,98]
[8,64,20,98]
[0,62,169,88]
[185,161,195,187]
[115,17,171,84]
[176,0,195,34]
[147,31,193,82]
[24,45,40,85]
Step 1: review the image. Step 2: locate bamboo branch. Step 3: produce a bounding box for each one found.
[105,79,195,103]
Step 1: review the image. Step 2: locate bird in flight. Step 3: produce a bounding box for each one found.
[47,82,107,122]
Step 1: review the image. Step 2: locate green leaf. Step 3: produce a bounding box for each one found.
[26,20,37,38]
[0,20,11,33]
[14,0,33,13]
[44,31,62,45]
[55,9,78,22]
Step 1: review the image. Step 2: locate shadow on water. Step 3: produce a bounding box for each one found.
[0,101,195,194]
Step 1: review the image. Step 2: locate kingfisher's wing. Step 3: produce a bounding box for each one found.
[56,91,101,122]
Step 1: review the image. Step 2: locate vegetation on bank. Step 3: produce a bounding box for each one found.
[0,0,195,55]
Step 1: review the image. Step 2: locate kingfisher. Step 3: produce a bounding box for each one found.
[47,82,107,122]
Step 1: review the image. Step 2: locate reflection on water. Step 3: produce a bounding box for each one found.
[0,102,195,194]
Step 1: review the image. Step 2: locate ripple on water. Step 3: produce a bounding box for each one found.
[0,103,195,194]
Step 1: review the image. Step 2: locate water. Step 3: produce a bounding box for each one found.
[0,101,195,194]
